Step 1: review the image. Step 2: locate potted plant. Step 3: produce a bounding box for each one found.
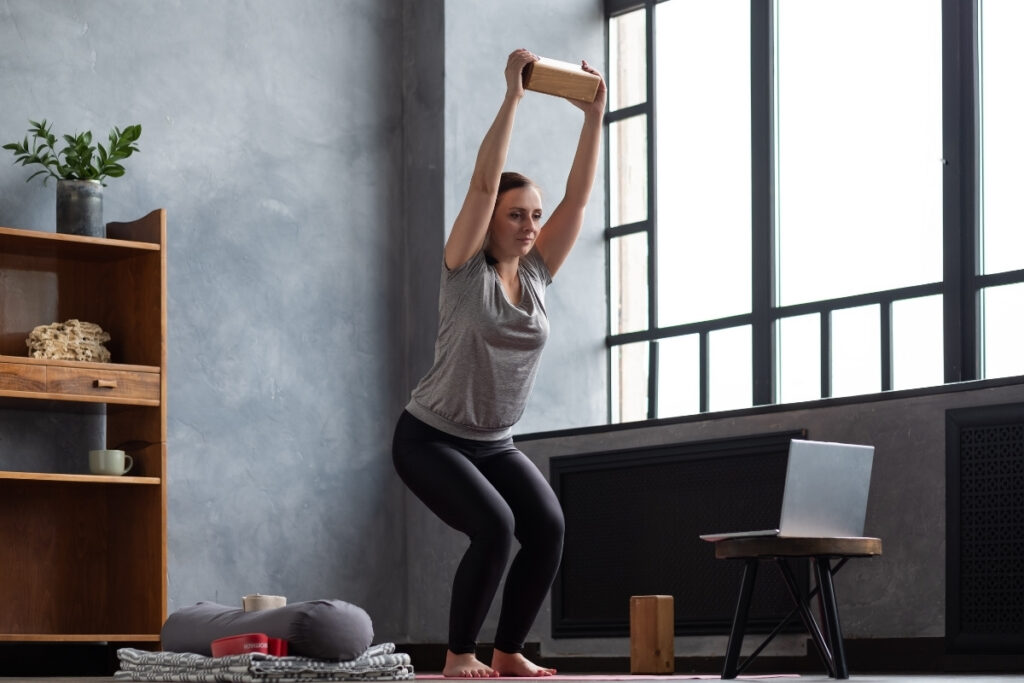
[3,119,141,237]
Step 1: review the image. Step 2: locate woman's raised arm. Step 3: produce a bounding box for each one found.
[534,60,606,277]
[444,49,539,271]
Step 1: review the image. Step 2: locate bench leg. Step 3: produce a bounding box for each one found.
[815,558,849,679]
[722,559,758,679]
[778,559,836,678]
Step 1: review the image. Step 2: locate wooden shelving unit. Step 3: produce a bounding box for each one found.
[0,210,166,645]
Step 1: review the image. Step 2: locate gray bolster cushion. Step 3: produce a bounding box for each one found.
[160,599,373,660]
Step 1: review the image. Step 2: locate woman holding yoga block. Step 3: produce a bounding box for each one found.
[392,48,605,678]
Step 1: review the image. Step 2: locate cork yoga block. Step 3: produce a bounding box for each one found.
[522,57,600,102]
[629,595,675,674]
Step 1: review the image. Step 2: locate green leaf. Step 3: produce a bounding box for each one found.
[4,118,140,184]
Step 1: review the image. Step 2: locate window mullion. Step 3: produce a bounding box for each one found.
[881,301,893,391]
[750,0,774,407]
[646,0,659,410]
[942,0,980,382]
[648,341,658,419]
[820,311,832,399]
[699,331,709,413]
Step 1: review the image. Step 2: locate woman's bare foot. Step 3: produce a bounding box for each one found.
[444,650,500,678]
[490,649,557,677]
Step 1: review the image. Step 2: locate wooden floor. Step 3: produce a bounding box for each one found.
[5,676,1024,682]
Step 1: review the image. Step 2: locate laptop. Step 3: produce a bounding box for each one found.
[699,439,875,542]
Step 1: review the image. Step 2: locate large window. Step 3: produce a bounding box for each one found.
[605,0,1024,423]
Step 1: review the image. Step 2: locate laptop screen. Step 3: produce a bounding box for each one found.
[778,439,875,537]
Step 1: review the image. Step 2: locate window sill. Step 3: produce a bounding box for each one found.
[515,374,1024,442]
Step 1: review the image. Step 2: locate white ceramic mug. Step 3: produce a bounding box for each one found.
[242,594,287,612]
[89,449,133,476]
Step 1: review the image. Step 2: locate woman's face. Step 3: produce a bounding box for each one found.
[488,185,543,259]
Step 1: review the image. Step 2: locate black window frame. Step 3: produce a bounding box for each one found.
[603,0,1024,422]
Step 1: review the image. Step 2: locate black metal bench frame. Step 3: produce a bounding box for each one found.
[713,537,882,680]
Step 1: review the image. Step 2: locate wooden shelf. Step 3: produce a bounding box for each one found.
[0,633,161,643]
[0,471,161,485]
[0,354,159,374]
[0,224,161,255]
[0,210,167,646]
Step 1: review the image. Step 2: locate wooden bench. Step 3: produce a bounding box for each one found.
[709,536,882,679]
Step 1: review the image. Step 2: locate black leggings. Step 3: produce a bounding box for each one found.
[392,410,565,655]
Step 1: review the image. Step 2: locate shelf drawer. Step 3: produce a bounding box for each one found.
[47,366,160,402]
[0,362,46,393]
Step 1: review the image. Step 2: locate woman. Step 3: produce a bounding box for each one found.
[393,48,605,678]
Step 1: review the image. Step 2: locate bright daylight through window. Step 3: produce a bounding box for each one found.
[605,0,1024,424]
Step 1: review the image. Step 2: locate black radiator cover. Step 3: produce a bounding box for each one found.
[946,402,1024,654]
[550,429,808,638]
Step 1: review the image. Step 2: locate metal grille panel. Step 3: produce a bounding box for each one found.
[947,404,1024,652]
[550,430,807,637]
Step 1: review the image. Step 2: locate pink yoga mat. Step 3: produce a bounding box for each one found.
[414,675,799,680]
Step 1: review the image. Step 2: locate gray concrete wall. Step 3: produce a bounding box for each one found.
[0,0,608,648]
[0,0,409,640]
[517,381,1024,659]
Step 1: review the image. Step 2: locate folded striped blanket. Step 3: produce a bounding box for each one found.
[115,642,415,682]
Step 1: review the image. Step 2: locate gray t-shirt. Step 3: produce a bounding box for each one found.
[406,248,552,440]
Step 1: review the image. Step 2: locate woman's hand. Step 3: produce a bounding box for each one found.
[568,60,606,119]
[505,48,539,100]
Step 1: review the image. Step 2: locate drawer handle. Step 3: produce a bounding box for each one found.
[94,379,118,389]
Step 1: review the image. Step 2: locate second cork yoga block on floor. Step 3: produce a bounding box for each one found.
[630,594,675,674]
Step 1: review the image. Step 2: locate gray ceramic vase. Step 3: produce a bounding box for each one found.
[56,179,104,237]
